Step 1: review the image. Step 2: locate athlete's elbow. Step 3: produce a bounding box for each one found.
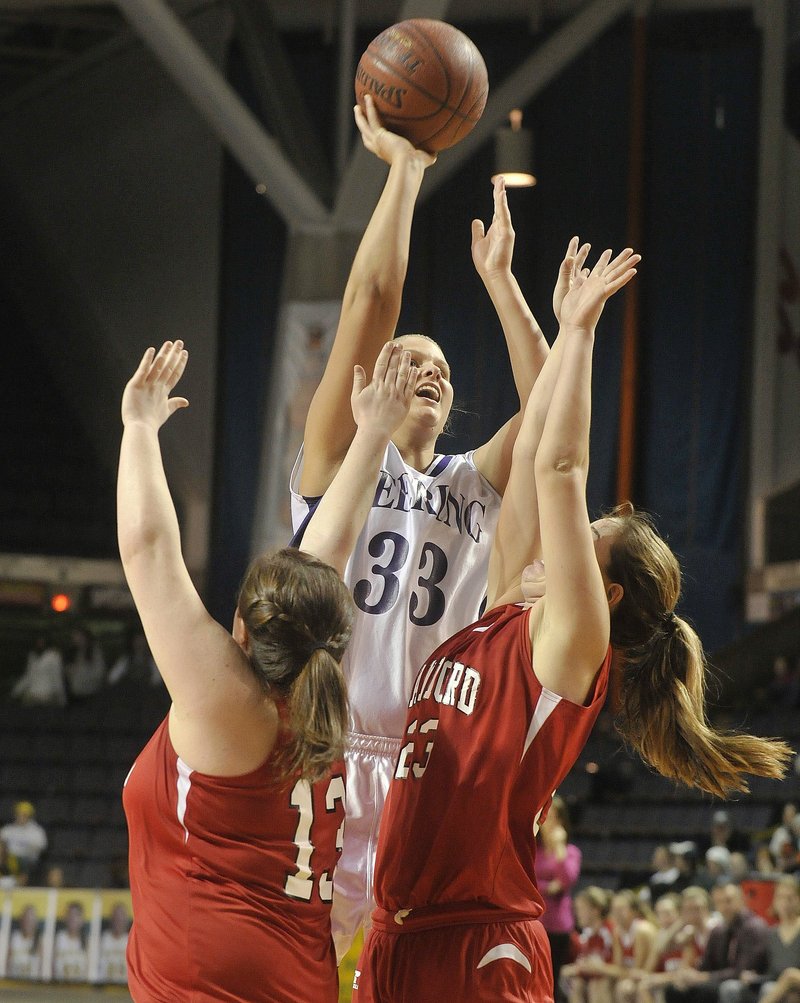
[533,448,588,481]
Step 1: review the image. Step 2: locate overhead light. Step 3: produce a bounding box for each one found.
[492,109,537,188]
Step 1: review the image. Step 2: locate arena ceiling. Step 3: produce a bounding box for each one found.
[0,0,770,230]
[0,0,756,104]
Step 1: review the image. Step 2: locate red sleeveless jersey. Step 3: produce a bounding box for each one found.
[123,717,344,1002]
[372,603,610,932]
[576,925,614,964]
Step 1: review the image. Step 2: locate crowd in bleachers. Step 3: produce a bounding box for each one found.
[9,625,161,709]
[554,878,800,1003]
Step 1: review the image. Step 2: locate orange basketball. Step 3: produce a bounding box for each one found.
[354,19,489,154]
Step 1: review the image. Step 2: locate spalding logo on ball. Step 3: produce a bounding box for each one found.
[354,19,489,153]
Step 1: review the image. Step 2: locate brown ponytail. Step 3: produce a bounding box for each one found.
[237,548,352,783]
[605,505,793,799]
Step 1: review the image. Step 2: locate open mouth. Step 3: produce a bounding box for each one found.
[415,383,441,403]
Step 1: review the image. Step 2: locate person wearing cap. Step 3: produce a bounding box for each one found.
[0,802,48,884]
[699,847,733,890]
[703,811,750,857]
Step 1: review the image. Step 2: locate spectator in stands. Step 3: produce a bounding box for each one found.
[0,837,16,889]
[717,876,800,1003]
[584,888,657,1000]
[538,795,583,998]
[615,893,683,1003]
[763,655,800,710]
[650,846,682,897]
[52,900,89,983]
[770,805,800,874]
[664,881,769,1003]
[697,846,732,890]
[107,627,160,687]
[45,865,65,888]
[11,633,66,707]
[704,811,750,856]
[0,801,48,884]
[64,626,106,699]
[669,843,701,894]
[6,902,42,980]
[639,888,719,1003]
[98,901,131,985]
[561,886,614,1003]
[730,854,750,885]
[753,845,780,878]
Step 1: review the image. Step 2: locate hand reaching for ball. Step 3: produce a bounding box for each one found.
[354,94,437,169]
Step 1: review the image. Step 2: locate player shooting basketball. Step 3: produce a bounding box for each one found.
[290,91,570,961]
[304,240,791,1001]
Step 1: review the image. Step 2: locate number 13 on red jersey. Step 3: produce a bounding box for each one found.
[283,775,345,902]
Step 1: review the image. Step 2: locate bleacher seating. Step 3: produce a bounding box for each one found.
[0,681,168,888]
[558,706,800,886]
[0,679,797,894]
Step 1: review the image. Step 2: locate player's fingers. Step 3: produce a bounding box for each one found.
[397,349,413,393]
[564,236,579,260]
[352,365,366,397]
[384,342,401,384]
[575,242,591,274]
[605,268,638,297]
[494,175,510,219]
[133,347,156,383]
[372,342,393,384]
[160,341,183,386]
[606,253,641,284]
[471,219,485,245]
[146,342,174,383]
[165,346,189,390]
[606,247,635,273]
[167,397,189,414]
[363,93,384,132]
[591,249,613,276]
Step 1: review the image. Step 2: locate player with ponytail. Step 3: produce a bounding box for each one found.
[117,339,414,1002]
[346,245,790,1002]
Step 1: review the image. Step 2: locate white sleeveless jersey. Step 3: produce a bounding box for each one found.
[7,931,40,979]
[52,930,88,982]
[290,442,500,739]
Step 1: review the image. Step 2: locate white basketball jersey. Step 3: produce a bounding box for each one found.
[290,442,500,739]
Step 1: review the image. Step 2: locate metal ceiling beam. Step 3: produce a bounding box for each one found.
[227,0,332,204]
[333,0,452,228]
[420,0,636,203]
[113,0,330,228]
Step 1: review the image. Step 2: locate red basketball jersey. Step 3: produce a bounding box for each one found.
[123,717,344,1002]
[371,603,610,932]
[576,925,614,965]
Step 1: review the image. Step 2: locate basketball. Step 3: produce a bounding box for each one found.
[354,19,489,154]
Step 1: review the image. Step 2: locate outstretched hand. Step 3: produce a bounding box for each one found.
[354,94,436,169]
[121,341,189,430]
[552,237,591,321]
[471,176,514,280]
[559,245,640,332]
[351,341,414,437]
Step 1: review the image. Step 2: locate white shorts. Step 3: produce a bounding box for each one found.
[334,732,401,963]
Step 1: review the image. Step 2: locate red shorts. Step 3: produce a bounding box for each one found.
[351,917,554,1003]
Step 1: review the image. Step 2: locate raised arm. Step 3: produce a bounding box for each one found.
[470,185,580,493]
[301,342,414,576]
[533,248,638,703]
[300,96,435,497]
[117,342,251,730]
[486,239,590,607]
